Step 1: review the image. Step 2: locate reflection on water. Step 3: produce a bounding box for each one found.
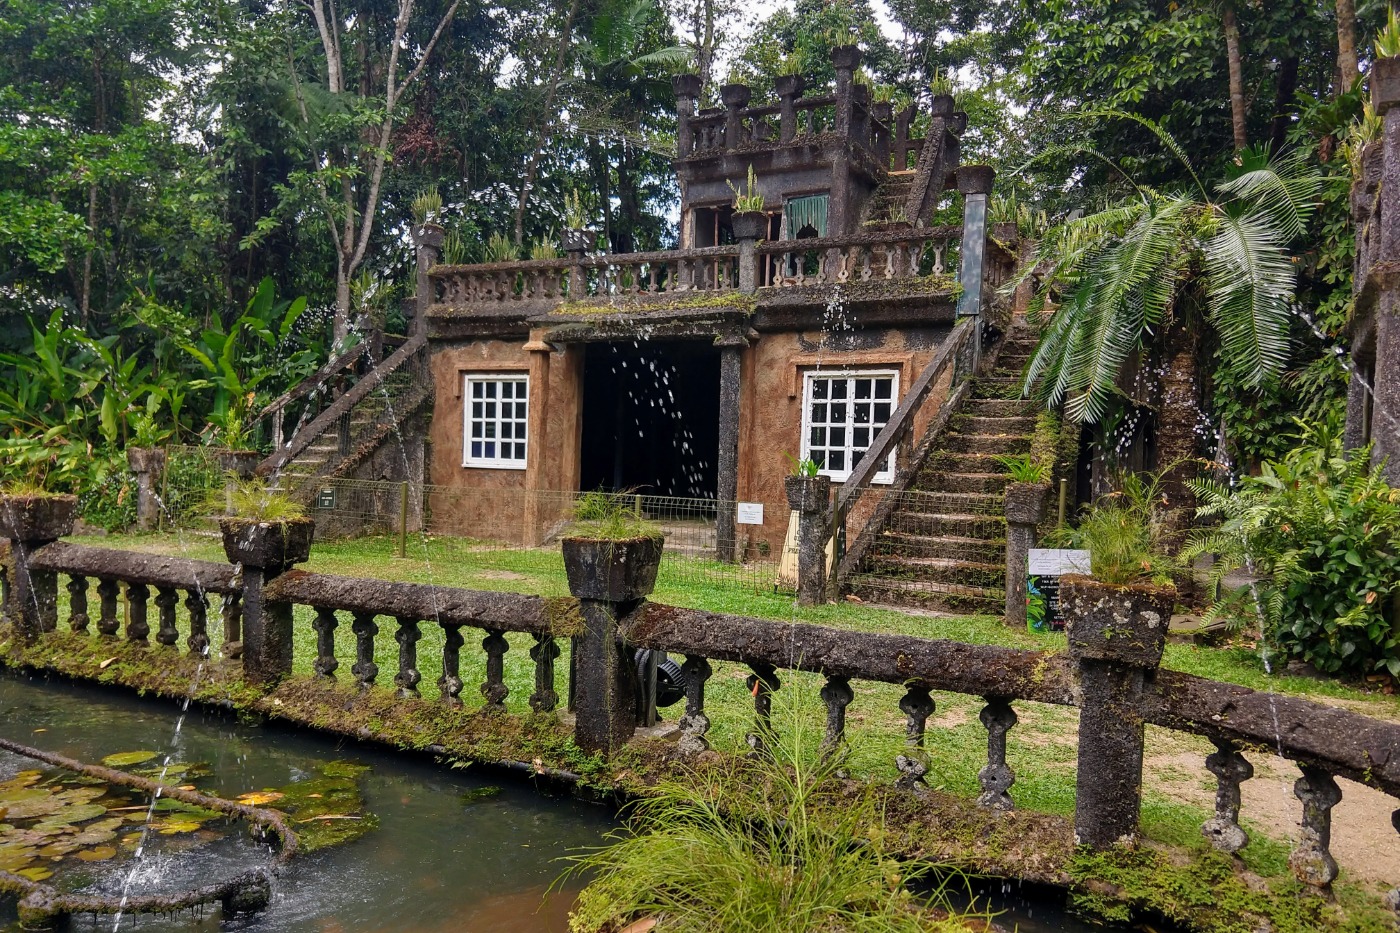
[0,669,610,932]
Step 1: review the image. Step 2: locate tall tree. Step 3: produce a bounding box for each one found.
[1221,2,1248,150]
[1336,0,1359,93]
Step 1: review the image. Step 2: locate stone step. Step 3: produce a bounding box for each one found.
[869,531,1004,563]
[847,577,1004,614]
[962,398,1039,418]
[941,432,1031,455]
[954,414,1038,434]
[919,471,1013,495]
[880,510,1005,539]
[970,377,1027,401]
[924,451,1011,474]
[865,554,1005,588]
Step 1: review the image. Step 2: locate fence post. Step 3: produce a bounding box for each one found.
[561,535,663,756]
[220,518,314,685]
[1003,483,1048,628]
[955,164,996,379]
[0,494,76,644]
[1062,575,1176,848]
[785,475,832,607]
[126,448,167,532]
[715,338,746,563]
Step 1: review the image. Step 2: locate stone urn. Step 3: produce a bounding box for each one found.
[774,74,806,99]
[730,210,768,242]
[720,83,752,110]
[126,447,166,475]
[1061,575,1176,669]
[1004,482,1049,526]
[219,518,315,570]
[561,535,664,603]
[559,228,598,254]
[414,221,446,251]
[211,449,261,480]
[930,94,955,118]
[0,494,78,543]
[784,474,832,514]
[1374,56,1400,114]
[831,44,862,72]
[672,73,702,99]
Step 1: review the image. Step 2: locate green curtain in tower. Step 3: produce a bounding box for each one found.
[784,194,828,239]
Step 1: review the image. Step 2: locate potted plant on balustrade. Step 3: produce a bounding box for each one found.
[214,477,314,571]
[559,191,598,255]
[783,454,830,513]
[561,491,664,603]
[1054,472,1178,665]
[997,454,1051,527]
[728,165,768,241]
[1374,9,1400,106]
[0,474,78,544]
[411,187,446,253]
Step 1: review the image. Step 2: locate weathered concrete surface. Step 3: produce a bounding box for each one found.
[263,570,566,635]
[785,475,831,605]
[29,543,239,595]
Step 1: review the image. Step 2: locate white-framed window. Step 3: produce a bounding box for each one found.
[801,369,898,484]
[463,374,529,469]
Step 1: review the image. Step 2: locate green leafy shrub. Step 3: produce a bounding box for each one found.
[995,453,1049,484]
[209,475,307,523]
[1185,422,1400,679]
[567,490,659,540]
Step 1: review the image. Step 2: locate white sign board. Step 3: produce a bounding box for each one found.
[736,502,765,525]
[1028,548,1091,576]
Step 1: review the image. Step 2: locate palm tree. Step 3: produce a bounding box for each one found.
[1018,114,1321,536]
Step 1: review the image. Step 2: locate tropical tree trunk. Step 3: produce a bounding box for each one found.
[1269,56,1299,155]
[1156,315,1204,552]
[1222,3,1248,151]
[1336,0,1359,94]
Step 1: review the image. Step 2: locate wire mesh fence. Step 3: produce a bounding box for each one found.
[157,446,228,531]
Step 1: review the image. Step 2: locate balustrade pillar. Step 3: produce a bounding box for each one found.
[222,518,312,686]
[673,75,701,158]
[413,222,444,335]
[154,586,179,647]
[480,629,509,708]
[776,75,805,143]
[96,579,120,637]
[716,340,745,563]
[1289,765,1342,888]
[896,685,935,788]
[721,82,751,150]
[977,698,1017,811]
[125,582,150,643]
[185,590,209,656]
[529,633,560,713]
[745,663,781,756]
[0,494,73,642]
[312,607,339,677]
[1202,740,1253,853]
[439,625,464,706]
[820,675,854,757]
[66,576,89,633]
[351,611,379,689]
[221,592,242,658]
[677,654,713,756]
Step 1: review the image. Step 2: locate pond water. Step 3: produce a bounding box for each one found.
[0,670,1139,933]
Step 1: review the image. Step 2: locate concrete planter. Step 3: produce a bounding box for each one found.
[561,535,664,603]
[0,494,78,542]
[784,474,831,514]
[1373,56,1400,114]
[730,211,768,241]
[774,74,806,99]
[930,94,956,118]
[1004,482,1048,526]
[720,83,752,109]
[560,229,598,253]
[210,449,261,479]
[831,44,861,71]
[414,222,446,250]
[672,73,702,98]
[219,518,315,570]
[1061,575,1176,669]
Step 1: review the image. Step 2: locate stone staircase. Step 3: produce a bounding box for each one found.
[861,172,915,229]
[847,326,1040,613]
[258,336,431,502]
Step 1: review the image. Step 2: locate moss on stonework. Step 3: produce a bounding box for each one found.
[554,290,756,317]
[545,597,586,637]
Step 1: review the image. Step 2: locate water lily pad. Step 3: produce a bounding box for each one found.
[16,865,53,881]
[101,751,160,768]
[0,841,39,872]
[234,792,284,806]
[156,820,204,835]
[34,803,108,828]
[76,845,116,861]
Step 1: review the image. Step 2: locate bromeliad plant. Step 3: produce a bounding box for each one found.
[1184,421,1400,679]
[1020,116,1323,423]
[728,164,765,213]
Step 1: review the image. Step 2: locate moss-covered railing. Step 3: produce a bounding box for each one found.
[4,528,1400,925]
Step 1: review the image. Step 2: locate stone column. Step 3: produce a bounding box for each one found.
[872,101,892,169]
[673,74,701,158]
[1003,482,1048,628]
[955,164,996,378]
[562,536,663,756]
[522,328,553,546]
[715,339,745,563]
[832,45,860,138]
[785,475,832,606]
[1063,576,1175,849]
[413,222,444,336]
[126,447,167,531]
[851,84,871,150]
[0,494,76,644]
[775,75,805,143]
[220,518,314,685]
[721,83,751,150]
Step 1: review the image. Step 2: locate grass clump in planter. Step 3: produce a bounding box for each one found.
[567,490,660,541]
[560,689,978,933]
[209,475,307,523]
[1054,471,1176,586]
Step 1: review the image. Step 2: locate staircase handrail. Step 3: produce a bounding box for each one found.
[254,341,368,451]
[256,334,428,478]
[834,317,973,516]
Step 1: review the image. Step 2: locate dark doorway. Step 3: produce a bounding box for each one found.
[580,340,720,500]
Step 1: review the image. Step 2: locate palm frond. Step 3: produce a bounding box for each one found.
[1216,149,1323,241]
[1203,208,1296,384]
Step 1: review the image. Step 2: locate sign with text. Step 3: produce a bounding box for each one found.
[736,502,765,525]
[1027,549,1090,633]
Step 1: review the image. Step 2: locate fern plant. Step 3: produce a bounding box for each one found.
[1055,470,1176,586]
[1019,116,1322,424]
[1377,6,1400,58]
[728,164,765,213]
[1183,420,1400,678]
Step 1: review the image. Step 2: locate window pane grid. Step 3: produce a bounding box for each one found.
[464,376,529,469]
[802,371,897,483]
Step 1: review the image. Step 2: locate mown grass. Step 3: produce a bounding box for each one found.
[47,530,1400,903]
